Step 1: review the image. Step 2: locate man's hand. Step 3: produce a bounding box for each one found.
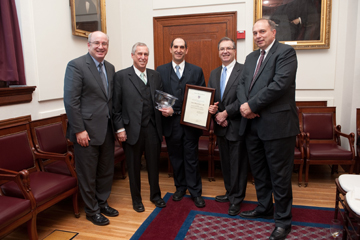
[208,102,219,115]
[291,18,301,25]
[159,107,174,117]
[220,120,228,127]
[76,130,90,147]
[240,102,260,119]
[117,131,127,142]
[215,110,228,125]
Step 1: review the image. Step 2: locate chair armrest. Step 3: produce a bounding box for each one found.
[0,168,36,209]
[334,127,355,159]
[33,151,77,177]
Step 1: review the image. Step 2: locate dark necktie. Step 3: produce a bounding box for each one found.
[220,66,227,100]
[98,62,108,96]
[249,50,265,92]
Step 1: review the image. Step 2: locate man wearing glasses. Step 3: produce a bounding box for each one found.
[64,31,118,226]
[208,37,248,216]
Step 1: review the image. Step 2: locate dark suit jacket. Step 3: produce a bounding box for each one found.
[156,62,205,139]
[64,53,115,145]
[112,66,163,145]
[237,40,299,140]
[208,62,244,141]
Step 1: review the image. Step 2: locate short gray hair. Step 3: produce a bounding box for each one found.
[131,42,148,54]
[88,31,109,43]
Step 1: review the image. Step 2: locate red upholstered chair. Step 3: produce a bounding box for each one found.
[299,107,356,187]
[0,170,37,239]
[0,124,80,227]
[29,116,74,176]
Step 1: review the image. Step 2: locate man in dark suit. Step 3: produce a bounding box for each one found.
[208,37,247,216]
[237,19,299,240]
[113,42,172,212]
[64,31,118,226]
[156,38,206,208]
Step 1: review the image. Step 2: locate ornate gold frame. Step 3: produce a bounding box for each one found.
[254,0,331,50]
[70,0,107,38]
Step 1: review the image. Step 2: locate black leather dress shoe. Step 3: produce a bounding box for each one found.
[193,196,206,208]
[173,190,186,201]
[215,195,229,203]
[100,206,119,217]
[86,213,109,226]
[228,204,240,216]
[133,202,145,212]
[151,198,166,208]
[239,209,273,219]
[269,226,291,240]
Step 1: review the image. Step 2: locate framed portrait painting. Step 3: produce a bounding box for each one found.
[70,0,107,38]
[254,0,331,50]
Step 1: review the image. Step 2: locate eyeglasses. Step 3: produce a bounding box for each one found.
[219,47,235,52]
[90,41,108,47]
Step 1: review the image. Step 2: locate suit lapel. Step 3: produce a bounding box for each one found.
[147,69,156,102]
[163,63,174,95]
[128,67,143,96]
[250,41,279,90]
[86,53,108,99]
[104,61,113,100]
[222,63,240,100]
[214,67,222,100]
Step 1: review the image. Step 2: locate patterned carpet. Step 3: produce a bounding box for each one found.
[131,193,339,240]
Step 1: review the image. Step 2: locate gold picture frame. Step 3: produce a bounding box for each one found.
[254,0,331,50]
[70,0,107,38]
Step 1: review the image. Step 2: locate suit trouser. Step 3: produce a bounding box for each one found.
[123,122,161,204]
[165,121,202,197]
[74,122,115,216]
[217,136,248,205]
[246,121,295,228]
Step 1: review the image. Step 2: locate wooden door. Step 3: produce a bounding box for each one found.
[153,12,237,85]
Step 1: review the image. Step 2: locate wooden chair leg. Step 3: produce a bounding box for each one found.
[72,191,80,218]
[167,156,173,177]
[27,215,38,240]
[298,162,303,187]
[305,161,309,187]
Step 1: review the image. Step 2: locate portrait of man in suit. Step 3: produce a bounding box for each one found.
[237,19,299,240]
[208,37,248,216]
[156,38,206,208]
[64,31,118,226]
[112,42,172,213]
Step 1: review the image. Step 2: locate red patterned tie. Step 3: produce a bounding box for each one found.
[249,50,265,92]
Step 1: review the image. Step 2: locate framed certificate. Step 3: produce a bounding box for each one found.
[180,84,215,131]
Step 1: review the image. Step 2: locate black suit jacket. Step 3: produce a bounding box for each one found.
[208,62,244,141]
[112,66,163,145]
[64,53,115,145]
[156,62,205,139]
[237,40,299,140]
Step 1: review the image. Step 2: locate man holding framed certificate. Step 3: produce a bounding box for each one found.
[156,38,206,208]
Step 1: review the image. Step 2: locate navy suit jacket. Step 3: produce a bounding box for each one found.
[208,62,244,141]
[156,62,205,139]
[112,66,163,145]
[237,40,299,140]
[64,53,115,145]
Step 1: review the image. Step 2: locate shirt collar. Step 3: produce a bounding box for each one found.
[90,54,104,67]
[222,59,236,69]
[172,61,185,70]
[133,65,146,78]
